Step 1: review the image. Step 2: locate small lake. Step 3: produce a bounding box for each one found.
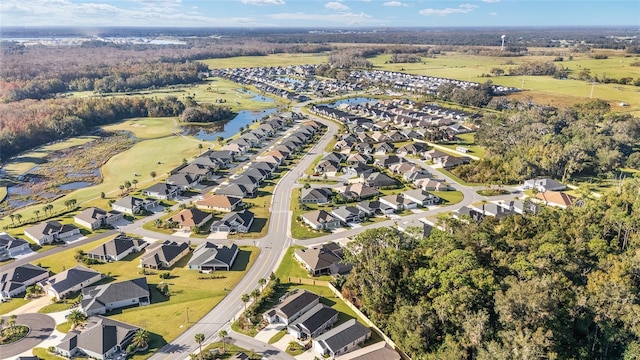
[58,181,92,191]
[329,97,379,107]
[181,107,278,141]
[237,89,275,103]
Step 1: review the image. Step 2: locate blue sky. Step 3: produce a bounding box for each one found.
[0,0,638,28]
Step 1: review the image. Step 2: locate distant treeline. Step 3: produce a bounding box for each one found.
[0,96,185,161]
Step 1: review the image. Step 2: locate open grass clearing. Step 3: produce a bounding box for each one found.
[432,190,464,205]
[201,53,328,69]
[102,117,179,139]
[439,133,487,159]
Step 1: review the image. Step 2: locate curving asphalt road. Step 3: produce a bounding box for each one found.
[0,313,56,358]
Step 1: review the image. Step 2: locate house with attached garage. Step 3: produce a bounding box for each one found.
[216,183,251,199]
[334,341,401,360]
[111,196,158,215]
[379,194,417,211]
[301,210,342,231]
[81,277,150,316]
[313,319,371,358]
[331,206,367,224]
[263,289,320,325]
[0,233,31,260]
[188,242,239,272]
[402,189,441,207]
[169,208,213,231]
[86,234,147,262]
[229,174,260,196]
[42,265,103,300]
[356,200,395,217]
[363,172,398,189]
[294,243,352,276]
[165,173,200,191]
[210,210,255,233]
[0,263,49,300]
[300,187,333,205]
[24,221,81,245]
[142,183,181,200]
[338,183,379,201]
[343,163,374,178]
[288,303,339,340]
[196,194,243,212]
[140,241,190,270]
[54,316,139,360]
[523,178,567,193]
[74,207,123,230]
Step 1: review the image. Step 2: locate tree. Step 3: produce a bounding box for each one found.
[132,179,138,189]
[15,214,22,225]
[9,214,15,226]
[132,329,150,350]
[150,171,157,180]
[194,333,205,360]
[251,289,260,301]
[8,314,17,329]
[66,309,86,329]
[219,330,228,353]
[241,293,250,311]
[124,180,132,191]
[258,278,266,291]
[153,218,162,228]
[119,184,125,195]
[198,143,204,155]
[34,209,40,221]
[0,317,4,331]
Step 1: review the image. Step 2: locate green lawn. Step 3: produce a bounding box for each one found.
[289,189,335,240]
[268,329,287,344]
[203,341,262,359]
[274,246,334,282]
[439,133,487,159]
[0,296,30,315]
[433,190,464,205]
[436,168,484,187]
[102,117,179,139]
[202,53,328,69]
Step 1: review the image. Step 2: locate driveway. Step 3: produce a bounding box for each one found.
[0,313,56,358]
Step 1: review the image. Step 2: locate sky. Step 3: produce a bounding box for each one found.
[0,0,638,28]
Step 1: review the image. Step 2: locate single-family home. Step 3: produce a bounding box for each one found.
[523,178,567,193]
[379,194,417,211]
[86,234,147,262]
[374,155,402,169]
[196,194,243,212]
[111,196,158,215]
[176,163,216,180]
[210,210,255,233]
[356,201,395,217]
[55,316,139,360]
[263,289,320,325]
[374,142,395,155]
[81,277,150,316]
[343,163,374,178]
[229,174,260,196]
[315,160,341,174]
[313,319,371,358]
[294,243,352,276]
[140,241,190,270]
[43,265,103,300]
[169,208,213,231]
[402,189,441,206]
[331,206,366,224]
[414,178,450,191]
[534,191,578,209]
[423,150,450,163]
[300,187,333,205]
[142,183,180,200]
[166,173,200,190]
[301,210,342,231]
[74,207,123,230]
[334,341,401,360]
[354,143,373,154]
[0,263,49,300]
[338,183,379,201]
[188,242,239,271]
[363,172,398,189]
[288,303,339,340]
[346,153,372,165]
[0,233,31,261]
[24,221,81,245]
[216,183,251,198]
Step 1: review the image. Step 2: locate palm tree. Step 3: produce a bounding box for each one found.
[150,171,157,180]
[66,309,86,330]
[0,317,5,331]
[119,185,125,195]
[132,329,150,350]
[153,218,162,228]
[9,214,15,226]
[8,314,17,328]
[251,289,260,301]
[218,330,228,353]
[34,210,40,221]
[194,333,205,360]
[15,214,22,225]
[132,179,138,189]
[258,278,266,291]
[198,143,203,155]
[241,293,250,311]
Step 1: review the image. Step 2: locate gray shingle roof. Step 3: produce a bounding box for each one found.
[81,277,149,314]
[315,319,370,353]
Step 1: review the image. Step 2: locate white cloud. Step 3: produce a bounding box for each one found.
[268,11,379,26]
[490,12,498,16]
[419,3,478,16]
[240,0,285,5]
[383,1,408,7]
[325,1,350,11]
[482,0,500,3]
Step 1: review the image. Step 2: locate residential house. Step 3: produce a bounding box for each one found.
[244,167,270,183]
[346,153,372,165]
[470,203,515,220]
[315,160,341,174]
[254,159,279,174]
[404,170,431,183]
[500,199,539,215]
[414,178,450,191]
[169,208,213,231]
[142,183,180,200]
[374,155,402,168]
[388,162,420,175]
[453,206,485,223]
[0,263,49,300]
[0,233,30,260]
[263,289,320,325]
[334,342,401,360]
[402,189,440,206]
[166,173,200,191]
[81,277,150,316]
[221,142,249,155]
[354,142,373,154]
[229,174,260,196]
[397,219,433,239]
[331,206,366,224]
[210,210,255,233]
[24,221,81,245]
[397,142,428,156]
[338,183,379,201]
[379,194,417,211]
[356,201,394,217]
[294,243,352,276]
[216,183,251,198]
[300,187,333,205]
[74,207,123,230]
[323,152,347,163]
[523,178,567,193]
[55,316,139,360]
[288,303,339,340]
[111,196,158,215]
[140,241,190,269]
[374,142,395,155]
[86,234,147,262]
[534,191,578,209]
[196,194,243,212]
[43,265,103,300]
[313,319,371,358]
[438,155,468,168]
[363,172,398,189]
[301,210,342,231]
[423,149,450,163]
[343,163,374,178]
[188,242,239,271]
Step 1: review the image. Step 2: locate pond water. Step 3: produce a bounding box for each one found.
[181,107,278,141]
[58,181,92,191]
[329,97,379,107]
[67,169,101,178]
[237,89,275,103]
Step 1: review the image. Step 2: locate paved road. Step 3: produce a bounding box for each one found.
[0,314,56,358]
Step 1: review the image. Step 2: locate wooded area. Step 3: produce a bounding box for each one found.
[342,183,640,359]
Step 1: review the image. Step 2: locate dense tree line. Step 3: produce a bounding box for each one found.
[343,183,640,359]
[0,96,185,161]
[450,100,640,184]
[436,81,495,108]
[180,104,234,123]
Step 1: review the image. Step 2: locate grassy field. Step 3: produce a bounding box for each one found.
[439,133,487,159]
[27,234,259,354]
[369,51,640,113]
[432,190,464,205]
[201,53,328,69]
[274,246,334,282]
[102,117,179,139]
